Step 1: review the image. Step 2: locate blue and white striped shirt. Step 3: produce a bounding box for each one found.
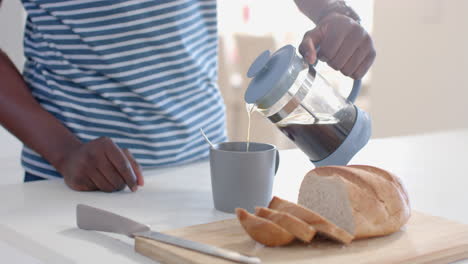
[20,0,227,179]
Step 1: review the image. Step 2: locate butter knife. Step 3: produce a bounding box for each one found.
[76,204,261,264]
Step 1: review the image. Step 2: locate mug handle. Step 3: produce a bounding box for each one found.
[274,150,280,175]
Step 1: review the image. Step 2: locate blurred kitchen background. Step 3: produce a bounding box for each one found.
[1,0,467,184]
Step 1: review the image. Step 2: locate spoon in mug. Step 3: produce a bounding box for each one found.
[200,128,215,148]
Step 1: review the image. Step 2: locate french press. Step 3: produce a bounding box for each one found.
[244,45,371,167]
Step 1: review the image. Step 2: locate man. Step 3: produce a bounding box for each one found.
[0,0,375,192]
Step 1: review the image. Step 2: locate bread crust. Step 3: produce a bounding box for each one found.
[255,207,316,242]
[236,208,295,247]
[348,165,410,206]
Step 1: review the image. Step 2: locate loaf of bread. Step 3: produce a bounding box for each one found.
[268,196,353,244]
[255,207,316,243]
[298,165,411,239]
[235,208,295,247]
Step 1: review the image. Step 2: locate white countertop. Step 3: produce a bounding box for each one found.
[1,129,467,264]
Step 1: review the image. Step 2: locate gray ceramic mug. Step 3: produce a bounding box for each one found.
[209,142,280,213]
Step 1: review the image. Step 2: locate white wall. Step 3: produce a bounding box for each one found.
[0,0,26,184]
[370,0,468,137]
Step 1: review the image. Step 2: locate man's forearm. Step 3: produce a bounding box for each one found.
[0,49,81,170]
[294,0,338,24]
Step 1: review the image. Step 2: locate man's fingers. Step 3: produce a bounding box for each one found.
[341,38,372,77]
[101,138,138,192]
[67,173,98,192]
[352,50,376,79]
[319,20,350,63]
[97,156,126,191]
[123,148,144,186]
[328,25,365,71]
[86,168,116,193]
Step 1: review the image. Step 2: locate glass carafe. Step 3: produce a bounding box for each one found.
[245,45,371,166]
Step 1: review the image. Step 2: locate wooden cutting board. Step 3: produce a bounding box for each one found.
[135,212,468,264]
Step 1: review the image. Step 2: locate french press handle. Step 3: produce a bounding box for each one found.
[311,46,362,103]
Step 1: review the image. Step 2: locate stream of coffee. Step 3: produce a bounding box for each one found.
[246,104,257,152]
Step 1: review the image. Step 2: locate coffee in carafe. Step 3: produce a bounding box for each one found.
[276,107,356,161]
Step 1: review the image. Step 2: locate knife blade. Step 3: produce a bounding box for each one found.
[134,231,261,264]
[76,204,261,264]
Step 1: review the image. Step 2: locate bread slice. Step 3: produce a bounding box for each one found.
[255,207,316,243]
[298,165,411,239]
[268,196,353,244]
[236,208,295,247]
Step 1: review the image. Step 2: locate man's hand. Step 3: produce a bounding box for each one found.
[57,137,144,192]
[299,13,376,80]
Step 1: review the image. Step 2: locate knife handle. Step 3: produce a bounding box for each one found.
[76,204,150,237]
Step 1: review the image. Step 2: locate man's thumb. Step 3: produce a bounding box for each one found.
[299,24,326,64]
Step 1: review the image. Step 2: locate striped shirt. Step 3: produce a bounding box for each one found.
[20,0,227,180]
